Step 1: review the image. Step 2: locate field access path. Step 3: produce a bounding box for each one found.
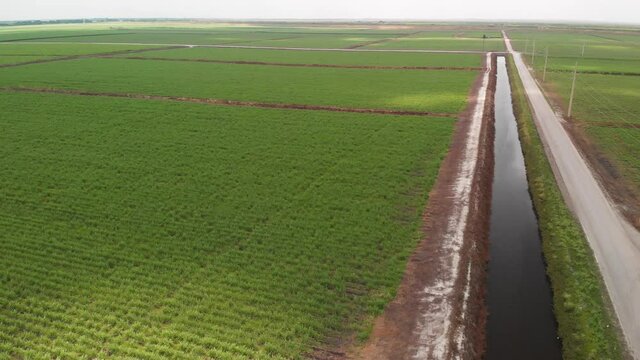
[503,31,640,358]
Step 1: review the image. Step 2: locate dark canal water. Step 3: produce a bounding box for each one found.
[485,56,563,360]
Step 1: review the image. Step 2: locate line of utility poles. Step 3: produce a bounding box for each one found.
[531,40,536,64]
[527,39,578,118]
[543,47,549,82]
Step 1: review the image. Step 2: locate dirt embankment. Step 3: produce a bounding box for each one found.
[341,54,497,360]
[1,87,458,118]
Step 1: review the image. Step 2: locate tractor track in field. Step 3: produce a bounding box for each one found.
[0,45,184,68]
[107,56,483,71]
[1,87,459,118]
[351,53,496,360]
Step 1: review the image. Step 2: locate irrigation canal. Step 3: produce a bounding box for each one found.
[485,56,562,359]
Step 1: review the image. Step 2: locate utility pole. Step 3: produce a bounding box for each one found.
[525,39,529,55]
[581,41,586,57]
[568,62,578,118]
[531,40,536,65]
[543,47,549,82]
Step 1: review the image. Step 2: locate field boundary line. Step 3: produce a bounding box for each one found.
[1,41,488,54]
[0,32,137,43]
[0,45,186,68]
[344,31,423,49]
[108,56,484,71]
[1,87,459,118]
[549,68,640,77]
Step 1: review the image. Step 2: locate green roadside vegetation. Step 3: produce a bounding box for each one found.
[506,56,626,360]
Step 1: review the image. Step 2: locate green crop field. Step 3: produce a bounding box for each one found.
[0,91,455,359]
[0,22,487,359]
[0,43,162,56]
[365,31,505,51]
[0,58,476,113]
[508,28,640,202]
[0,56,53,65]
[117,47,484,67]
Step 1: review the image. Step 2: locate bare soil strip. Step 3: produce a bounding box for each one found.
[108,56,483,71]
[1,87,459,118]
[0,46,186,68]
[353,54,496,360]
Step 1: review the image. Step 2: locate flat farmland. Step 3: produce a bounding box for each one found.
[112,47,484,68]
[218,34,393,49]
[0,58,476,113]
[0,23,488,358]
[364,31,505,51]
[0,56,54,65]
[0,91,454,359]
[0,43,163,56]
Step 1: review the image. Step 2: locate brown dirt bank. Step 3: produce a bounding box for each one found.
[1,87,459,118]
[328,55,496,360]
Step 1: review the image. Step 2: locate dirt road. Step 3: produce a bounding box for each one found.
[503,31,640,358]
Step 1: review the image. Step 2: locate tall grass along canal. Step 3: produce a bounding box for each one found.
[485,56,562,359]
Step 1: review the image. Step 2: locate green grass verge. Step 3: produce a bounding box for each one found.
[506,56,626,360]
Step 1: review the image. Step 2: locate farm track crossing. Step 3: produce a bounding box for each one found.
[1,86,460,118]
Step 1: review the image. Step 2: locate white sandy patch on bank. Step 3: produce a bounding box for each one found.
[413,52,492,360]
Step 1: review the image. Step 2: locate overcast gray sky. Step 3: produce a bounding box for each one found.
[2,0,639,24]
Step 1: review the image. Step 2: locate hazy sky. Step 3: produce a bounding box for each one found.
[2,0,639,24]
